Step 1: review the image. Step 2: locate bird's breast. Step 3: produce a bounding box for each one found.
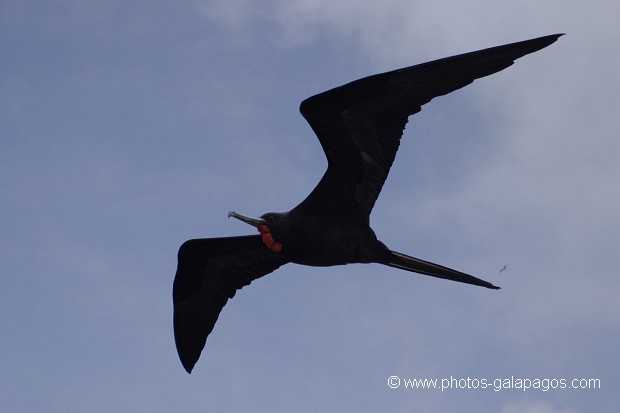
[277,224,381,267]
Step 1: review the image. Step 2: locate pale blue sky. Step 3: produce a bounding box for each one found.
[2,1,618,412]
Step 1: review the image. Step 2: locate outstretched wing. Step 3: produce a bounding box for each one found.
[295,34,562,221]
[173,235,288,373]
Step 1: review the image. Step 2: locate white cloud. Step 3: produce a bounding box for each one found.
[196,0,578,60]
[501,399,577,413]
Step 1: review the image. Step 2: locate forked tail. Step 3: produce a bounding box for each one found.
[383,250,500,289]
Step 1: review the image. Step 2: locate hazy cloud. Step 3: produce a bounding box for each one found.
[1,1,616,412]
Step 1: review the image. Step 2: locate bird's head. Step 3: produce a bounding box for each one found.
[228,210,288,253]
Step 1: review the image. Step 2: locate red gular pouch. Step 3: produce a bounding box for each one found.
[257,225,283,253]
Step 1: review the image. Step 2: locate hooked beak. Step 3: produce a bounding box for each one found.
[228,211,266,227]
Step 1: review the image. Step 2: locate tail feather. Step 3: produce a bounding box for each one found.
[384,250,500,289]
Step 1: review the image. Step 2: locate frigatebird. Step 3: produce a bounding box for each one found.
[173,34,562,373]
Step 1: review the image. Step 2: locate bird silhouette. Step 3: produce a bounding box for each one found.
[173,34,562,373]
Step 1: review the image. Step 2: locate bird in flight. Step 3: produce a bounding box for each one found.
[173,34,562,373]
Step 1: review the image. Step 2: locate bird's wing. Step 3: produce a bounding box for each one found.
[295,34,562,220]
[173,235,288,373]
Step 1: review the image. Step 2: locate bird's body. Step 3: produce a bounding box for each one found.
[173,34,563,373]
[245,210,383,266]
